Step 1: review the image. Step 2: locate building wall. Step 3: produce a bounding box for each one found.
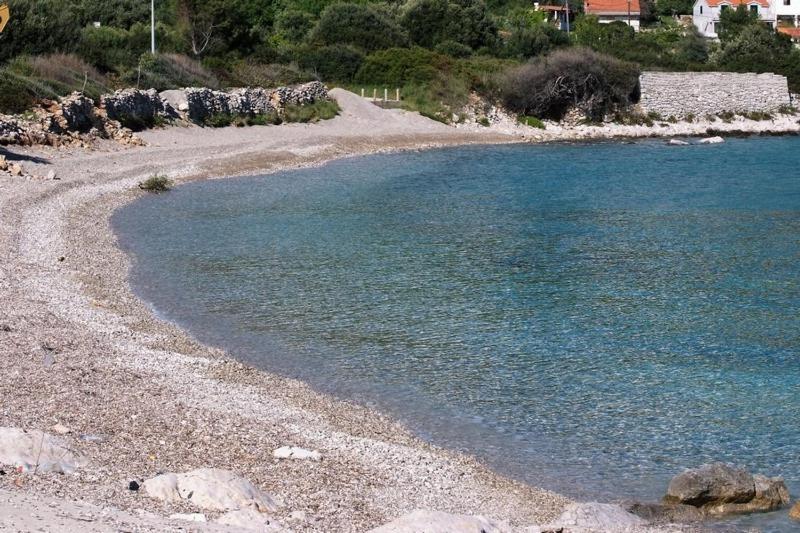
[638,72,791,118]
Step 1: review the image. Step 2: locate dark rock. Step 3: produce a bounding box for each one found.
[102,89,177,129]
[625,501,704,523]
[59,93,97,132]
[129,480,140,491]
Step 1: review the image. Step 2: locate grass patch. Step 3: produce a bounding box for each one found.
[283,100,340,123]
[139,174,172,193]
[518,115,545,129]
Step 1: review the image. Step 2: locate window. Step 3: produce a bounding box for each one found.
[720,4,730,10]
[784,0,790,6]
[700,5,704,12]
[750,4,759,13]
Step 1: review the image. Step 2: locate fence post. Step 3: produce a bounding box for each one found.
[396,88,400,101]
[373,88,377,100]
[384,88,388,102]
[361,88,365,98]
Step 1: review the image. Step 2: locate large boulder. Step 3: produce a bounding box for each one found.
[544,502,645,532]
[0,427,87,474]
[142,468,279,513]
[664,463,789,516]
[368,510,506,533]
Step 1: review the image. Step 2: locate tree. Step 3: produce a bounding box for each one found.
[401,0,498,50]
[274,10,316,43]
[717,4,759,43]
[308,3,408,52]
[717,24,792,72]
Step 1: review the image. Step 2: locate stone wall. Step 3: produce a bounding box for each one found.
[638,72,790,118]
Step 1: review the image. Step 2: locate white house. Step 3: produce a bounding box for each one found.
[775,0,800,28]
[693,0,775,38]
[584,0,642,30]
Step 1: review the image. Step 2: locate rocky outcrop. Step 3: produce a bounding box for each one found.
[0,427,87,474]
[102,89,178,129]
[664,463,789,516]
[142,468,280,513]
[368,510,506,533]
[58,92,97,132]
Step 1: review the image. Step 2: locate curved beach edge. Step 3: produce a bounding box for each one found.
[0,90,720,532]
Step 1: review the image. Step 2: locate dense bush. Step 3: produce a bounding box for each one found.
[501,48,640,121]
[355,47,449,86]
[504,23,570,59]
[296,45,364,82]
[308,3,408,52]
[228,61,315,87]
[274,10,316,43]
[401,0,498,50]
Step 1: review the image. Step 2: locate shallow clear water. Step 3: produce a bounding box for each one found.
[114,138,800,530]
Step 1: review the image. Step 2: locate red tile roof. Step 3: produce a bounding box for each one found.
[779,26,800,38]
[706,0,769,7]
[584,0,641,15]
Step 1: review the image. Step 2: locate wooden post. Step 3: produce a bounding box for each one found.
[373,88,377,100]
[396,88,400,101]
[361,88,365,98]
[384,88,388,102]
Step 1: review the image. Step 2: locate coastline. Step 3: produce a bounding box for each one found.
[0,89,781,531]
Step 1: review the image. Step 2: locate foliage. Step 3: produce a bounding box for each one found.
[123,53,221,91]
[504,23,570,59]
[400,0,498,50]
[228,61,315,87]
[656,0,694,16]
[308,3,408,52]
[435,40,474,58]
[355,47,447,86]
[0,54,112,113]
[139,174,172,192]
[283,99,340,122]
[296,45,365,82]
[274,10,316,43]
[500,47,640,121]
[518,115,545,128]
[717,5,759,43]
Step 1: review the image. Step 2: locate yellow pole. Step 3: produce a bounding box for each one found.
[0,4,10,33]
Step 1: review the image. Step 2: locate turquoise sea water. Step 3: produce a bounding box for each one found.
[113,138,800,530]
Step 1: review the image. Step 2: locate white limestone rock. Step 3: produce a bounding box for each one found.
[545,502,645,532]
[0,427,87,474]
[143,468,279,512]
[368,509,506,533]
[698,136,725,144]
[668,139,690,145]
[215,508,285,531]
[273,446,321,461]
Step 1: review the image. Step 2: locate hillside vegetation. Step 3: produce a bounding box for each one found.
[0,0,797,121]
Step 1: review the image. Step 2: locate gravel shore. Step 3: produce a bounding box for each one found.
[0,88,768,531]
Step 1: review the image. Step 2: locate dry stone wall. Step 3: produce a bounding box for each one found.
[638,72,790,118]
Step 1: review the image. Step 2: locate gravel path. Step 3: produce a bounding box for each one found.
[0,90,576,532]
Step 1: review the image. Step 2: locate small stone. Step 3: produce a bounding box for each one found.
[50,424,70,435]
[128,480,140,491]
[46,170,57,180]
[668,139,690,145]
[698,136,725,144]
[273,446,321,461]
[790,501,800,521]
[9,163,22,176]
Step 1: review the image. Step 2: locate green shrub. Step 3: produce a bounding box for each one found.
[501,48,640,121]
[124,53,220,91]
[283,100,340,122]
[518,115,545,128]
[274,9,316,43]
[139,174,172,192]
[308,3,408,52]
[355,47,449,86]
[434,40,473,58]
[478,116,490,126]
[401,0,498,50]
[296,45,364,82]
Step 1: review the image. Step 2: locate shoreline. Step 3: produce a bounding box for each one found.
[0,89,784,531]
[1,92,574,532]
